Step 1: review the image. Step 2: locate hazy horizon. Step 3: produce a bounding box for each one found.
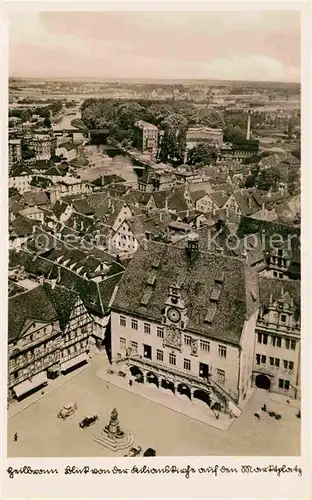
[9,11,301,83]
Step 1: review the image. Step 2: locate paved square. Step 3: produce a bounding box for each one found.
[8,355,300,457]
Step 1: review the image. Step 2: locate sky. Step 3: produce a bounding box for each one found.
[8,10,301,82]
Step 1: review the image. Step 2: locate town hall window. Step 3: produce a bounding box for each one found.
[144,323,151,334]
[184,358,191,371]
[130,341,138,353]
[216,369,225,383]
[120,316,126,327]
[200,340,210,352]
[218,345,227,358]
[131,319,138,330]
[258,333,268,345]
[120,337,126,350]
[157,326,164,338]
[184,334,192,346]
[278,379,290,391]
[169,353,176,366]
[156,349,163,362]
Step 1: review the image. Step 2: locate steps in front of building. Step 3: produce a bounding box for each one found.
[96,368,235,432]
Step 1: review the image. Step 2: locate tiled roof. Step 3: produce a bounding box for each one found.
[9,285,58,343]
[233,190,261,216]
[52,200,71,220]
[151,188,189,212]
[10,215,37,237]
[43,283,80,331]
[112,241,259,346]
[65,213,94,233]
[9,199,25,214]
[127,212,170,239]
[21,191,50,207]
[259,277,300,314]
[72,198,93,215]
[191,190,206,203]
[209,191,229,208]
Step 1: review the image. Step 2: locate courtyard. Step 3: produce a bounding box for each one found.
[8,354,300,457]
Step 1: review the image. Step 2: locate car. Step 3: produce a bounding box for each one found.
[124,446,142,457]
[79,415,99,429]
[57,402,78,419]
[143,448,156,457]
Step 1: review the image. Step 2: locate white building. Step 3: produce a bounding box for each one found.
[253,277,300,399]
[110,235,260,416]
[9,138,22,170]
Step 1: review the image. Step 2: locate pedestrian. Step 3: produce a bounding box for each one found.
[107,381,110,389]
[129,380,133,387]
[254,411,260,420]
[262,403,267,412]
[14,432,18,442]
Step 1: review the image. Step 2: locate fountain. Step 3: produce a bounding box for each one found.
[94,408,134,451]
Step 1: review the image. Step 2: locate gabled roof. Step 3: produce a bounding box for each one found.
[10,215,37,237]
[259,277,300,315]
[72,198,93,216]
[191,190,207,203]
[232,190,261,216]
[43,283,80,331]
[209,191,229,208]
[112,240,259,346]
[52,199,71,219]
[9,199,24,214]
[151,187,189,212]
[9,285,58,343]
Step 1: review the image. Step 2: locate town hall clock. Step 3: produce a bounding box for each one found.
[167,307,181,323]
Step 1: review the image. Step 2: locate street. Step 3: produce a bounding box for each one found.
[8,355,300,457]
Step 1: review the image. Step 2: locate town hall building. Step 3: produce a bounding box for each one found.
[110,234,260,417]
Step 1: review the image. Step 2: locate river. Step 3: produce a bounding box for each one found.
[56,110,139,184]
[79,145,139,184]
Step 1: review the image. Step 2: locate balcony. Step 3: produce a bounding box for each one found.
[117,353,213,391]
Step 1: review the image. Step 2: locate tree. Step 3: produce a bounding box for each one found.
[255,166,282,191]
[175,127,187,165]
[223,125,246,143]
[49,101,63,115]
[43,117,52,128]
[187,143,218,166]
[21,142,36,160]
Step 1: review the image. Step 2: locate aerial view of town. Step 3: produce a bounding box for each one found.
[7,10,301,458]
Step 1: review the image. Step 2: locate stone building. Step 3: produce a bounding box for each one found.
[186,127,223,150]
[110,234,260,417]
[134,121,159,157]
[9,138,22,170]
[253,277,300,399]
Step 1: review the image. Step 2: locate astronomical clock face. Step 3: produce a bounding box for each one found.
[167,307,181,323]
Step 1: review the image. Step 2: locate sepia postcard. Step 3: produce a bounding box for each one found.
[1,1,311,498]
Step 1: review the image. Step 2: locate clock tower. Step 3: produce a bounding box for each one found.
[163,283,189,330]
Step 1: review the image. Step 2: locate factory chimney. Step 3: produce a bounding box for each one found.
[246,110,251,141]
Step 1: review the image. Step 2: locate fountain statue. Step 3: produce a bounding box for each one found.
[94,407,133,452]
[104,408,125,439]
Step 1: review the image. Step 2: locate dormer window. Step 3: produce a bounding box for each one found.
[280,314,287,323]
